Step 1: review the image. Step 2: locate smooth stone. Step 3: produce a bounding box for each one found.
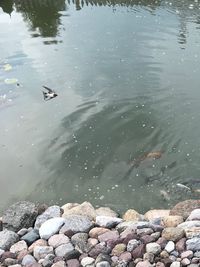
[95,207,118,218]
[95,216,123,228]
[146,243,161,255]
[62,202,96,221]
[88,238,98,248]
[131,244,145,259]
[34,206,62,229]
[67,259,80,267]
[17,229,28,237]
[177,221,200,230]
[81,257,95,267]
[0,230,19,250]
[162,216,183,228]
[175,238,186,253]
[98,230,119,243]
[144,210,170,221]
[119,252,132,262]
[8,265,22,267]
[55,243,74,257]
[170,200,200,220]
[95,252,112,264]
[28,239,48,253]
[181,250,193,259]
[181,258,190,266]
[136,228,153,236]
[10,240,28,254]
[59,215,93,234]
[155,262,165,267]
[52,261,67,267]
[186,237,200,251]
[96,261,111,267]
[135,260,153,267]
[4,258,18,265]
[89,243,111,258]
[22,254,37,266]
[21,229,40,245]
[48,234,70,248]
[162,227,185,241]
[127,239,141,252]
[140,235,155,244]
[89,227,109,238]
[164,241,175,253]
[1,251,16,261]
[2,201,38,232]
[33,246,54,260]
[122,210,140,221]
[111,244,126,256]
[185,227,200,238]
[170,262,180,267]
[187,209,200,221]
[39,218,65,239]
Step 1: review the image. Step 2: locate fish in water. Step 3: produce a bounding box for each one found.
[42,85,58,101]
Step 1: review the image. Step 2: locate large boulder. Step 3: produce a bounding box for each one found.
[170,200,200,220]
[2,201,38,232]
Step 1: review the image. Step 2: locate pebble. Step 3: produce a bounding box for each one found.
[33,246,54,260]
[81,257,95,266]
[22,254,37,265]
[96,216,123,228]
[54,243,74,257]
[146,243,161,255]
[59,215,93,234]
[48,234,70,248]
[0,229,19,250]
[39,218,65,240]
[164,241,175,253]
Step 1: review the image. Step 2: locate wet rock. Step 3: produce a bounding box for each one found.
[48,234,70,248]
[81,256,95,266]
[54,243,74,258]
[0,229,19,250]
[95,207,118,218]
[186,237,200,251]
[89,227,109,238]
[146,243,161,255]
[187,209,200,221]
[10,240,28,254]
[122,210,140,221]
[96,216,123,228]
[34,206,62,229]
[33,246,54,260]
[144,210,170,221]
[170,200,200,220]
[164,241,175,253]
[39,218,65,239]
[175,238,186,253]
[162,216,183,228]
[162,227,185,241]
[60,215,93,234]
[21,228,40,245]
[2,201,38,232]
[62,202,96,221]
[71,233,90,253]
[22,254,37,266]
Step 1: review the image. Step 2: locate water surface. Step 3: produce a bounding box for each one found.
[1,0,200,213]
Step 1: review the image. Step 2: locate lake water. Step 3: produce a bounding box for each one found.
[0,0,200,214]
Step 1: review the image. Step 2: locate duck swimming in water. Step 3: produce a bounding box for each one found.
[42,85,58,101]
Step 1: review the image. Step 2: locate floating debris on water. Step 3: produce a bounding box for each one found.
[4,78,18,84]
[3,63,12,71]
[42,85,58,101]
[176,183,191,191]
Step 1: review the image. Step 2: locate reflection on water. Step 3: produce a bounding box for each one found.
[0,0,200,213]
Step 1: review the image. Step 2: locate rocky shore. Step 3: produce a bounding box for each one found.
[0,200,200,267]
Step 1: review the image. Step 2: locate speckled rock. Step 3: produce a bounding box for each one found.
[89,243,111,258]
[96,216,123,228]
[34,206,62,229]
[122,210,140,221]
[186,237,200,251]
[146,243,161,255]
[144,210,170,221]
[62,202,96,221]
[48,234,70,248]
[2,201,38,232]
[10,240,28,254]
[111,243,126,256]
[59,215,93,234]
[162,227,185,241]
[71,233,91,253]
[95,207,118,218]
[98,230,119,243]
[127,239,141,252]
[96,261,111,267]
[0,229,19,250]
[39,218,65,240]
[55,243,74,257]
[162,216,183,228]
[170,200,200,220]
[67,259,80,267]
[119,252,132,262]
[185,227,200,238]
[33,246,54,260]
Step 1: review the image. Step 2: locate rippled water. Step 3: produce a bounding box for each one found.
[0,0,200,213]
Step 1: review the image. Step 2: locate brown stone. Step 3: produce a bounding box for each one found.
[162,227,185,241]
[175,238,186,253]
[122,209,141,221]
[170,199,200,220]
[89,227,109,238]
[111,243,126,256]
[62,202,96,220]
[162,216,183,227]
[144,210,170,221]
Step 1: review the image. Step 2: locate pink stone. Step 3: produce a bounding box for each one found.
[181,250,193,259]
[67,259,80,267]
[181,258,190,266]
[89,227,109,238]
[119,252,132,262]
[28,239,48,253]
[98,230,119,243]
[135,260,152,267]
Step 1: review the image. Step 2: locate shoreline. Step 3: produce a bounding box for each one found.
[0,199,200,267]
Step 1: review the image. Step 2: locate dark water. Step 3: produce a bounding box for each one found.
[0,0,200,213]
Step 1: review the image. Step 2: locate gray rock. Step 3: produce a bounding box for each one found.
[22,254,37,266]
[39,218,65,240]
[81,257,95,267]
[10,240,28,254]
[95,207,118,217]
[187,209,200,221]
[4,258,18,266]
[34,206,62,229]
[146,243,161,255]
[33,245,54,260]
[96,261,111,267]
[0,229,19,250]
[186,237,200,251]
[96,216,122,228]
[21,229,40,245]
[177,221,200,230]
[48,234,70,248]
[55,243,74,257]
[71,233,90,253]
[59,215,93,234]
[2,201,38,232]
[0,248,5,256]
[127,239,140,252]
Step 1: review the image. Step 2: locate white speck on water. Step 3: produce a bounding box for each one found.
[142,124,146,127]
[136,173,139,177]
[186,153,190,157]
[88,188,92,191]
[99,195,105,200]
[115,184,119,188]
[84,166,88,170]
